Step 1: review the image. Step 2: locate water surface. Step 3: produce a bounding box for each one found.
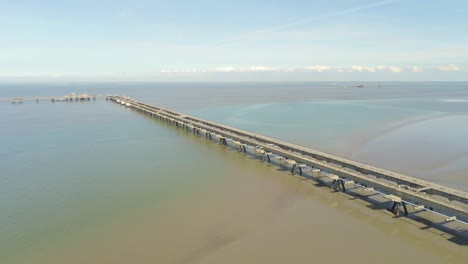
[1,82,467,263]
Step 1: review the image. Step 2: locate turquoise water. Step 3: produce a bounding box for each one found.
[1,82,468,261]
[191,99,422,153]
[188,89,468,190]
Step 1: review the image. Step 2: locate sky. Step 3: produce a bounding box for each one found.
[0,0,467,82]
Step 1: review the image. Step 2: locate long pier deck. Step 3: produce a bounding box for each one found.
[108,95,468,239]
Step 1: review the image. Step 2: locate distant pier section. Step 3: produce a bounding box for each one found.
[1,93,108,103]
[108,95,468,239]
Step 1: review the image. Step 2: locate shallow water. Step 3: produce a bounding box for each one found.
[188,90,468,190]
[1,82,467,263]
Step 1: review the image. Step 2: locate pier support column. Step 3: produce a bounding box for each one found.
[261,153,271,163]
[389,202,400,216]
[384,195,408,216]
[329,175,346,192]
[387,201,408,216]
[402,201,408,216]
[219,137,227,145]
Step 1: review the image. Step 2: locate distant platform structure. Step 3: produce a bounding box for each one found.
[1,93,108,103]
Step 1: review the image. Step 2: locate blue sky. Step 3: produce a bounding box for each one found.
[1,0,467,81]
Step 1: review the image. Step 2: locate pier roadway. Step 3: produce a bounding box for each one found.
[109,96,468,225]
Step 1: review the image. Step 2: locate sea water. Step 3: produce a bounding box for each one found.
[1,82,467,263]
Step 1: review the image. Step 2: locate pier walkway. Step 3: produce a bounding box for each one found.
[109,95,468,239]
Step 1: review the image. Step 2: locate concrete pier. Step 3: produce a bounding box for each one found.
[108,96,468,239]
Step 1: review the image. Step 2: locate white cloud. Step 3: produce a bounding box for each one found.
[305,65,333,72]
[247,66,278,72]
[155,65,445,74]
[215,66,236,72]
[389,66,403,73]
[350,66,377,72]
[439,64,460,71]
[349,65,402,73]
[214,66,279,73]
[376,66,387,71]
[215,0,398,45]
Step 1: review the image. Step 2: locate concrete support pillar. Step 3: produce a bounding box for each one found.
[291,164,296,175]
[330,176,346,192]
[384,195,408,217]
[387,201,408,216]
[262,153,271,163]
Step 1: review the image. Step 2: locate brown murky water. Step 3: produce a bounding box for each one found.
[13,143,468,264]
